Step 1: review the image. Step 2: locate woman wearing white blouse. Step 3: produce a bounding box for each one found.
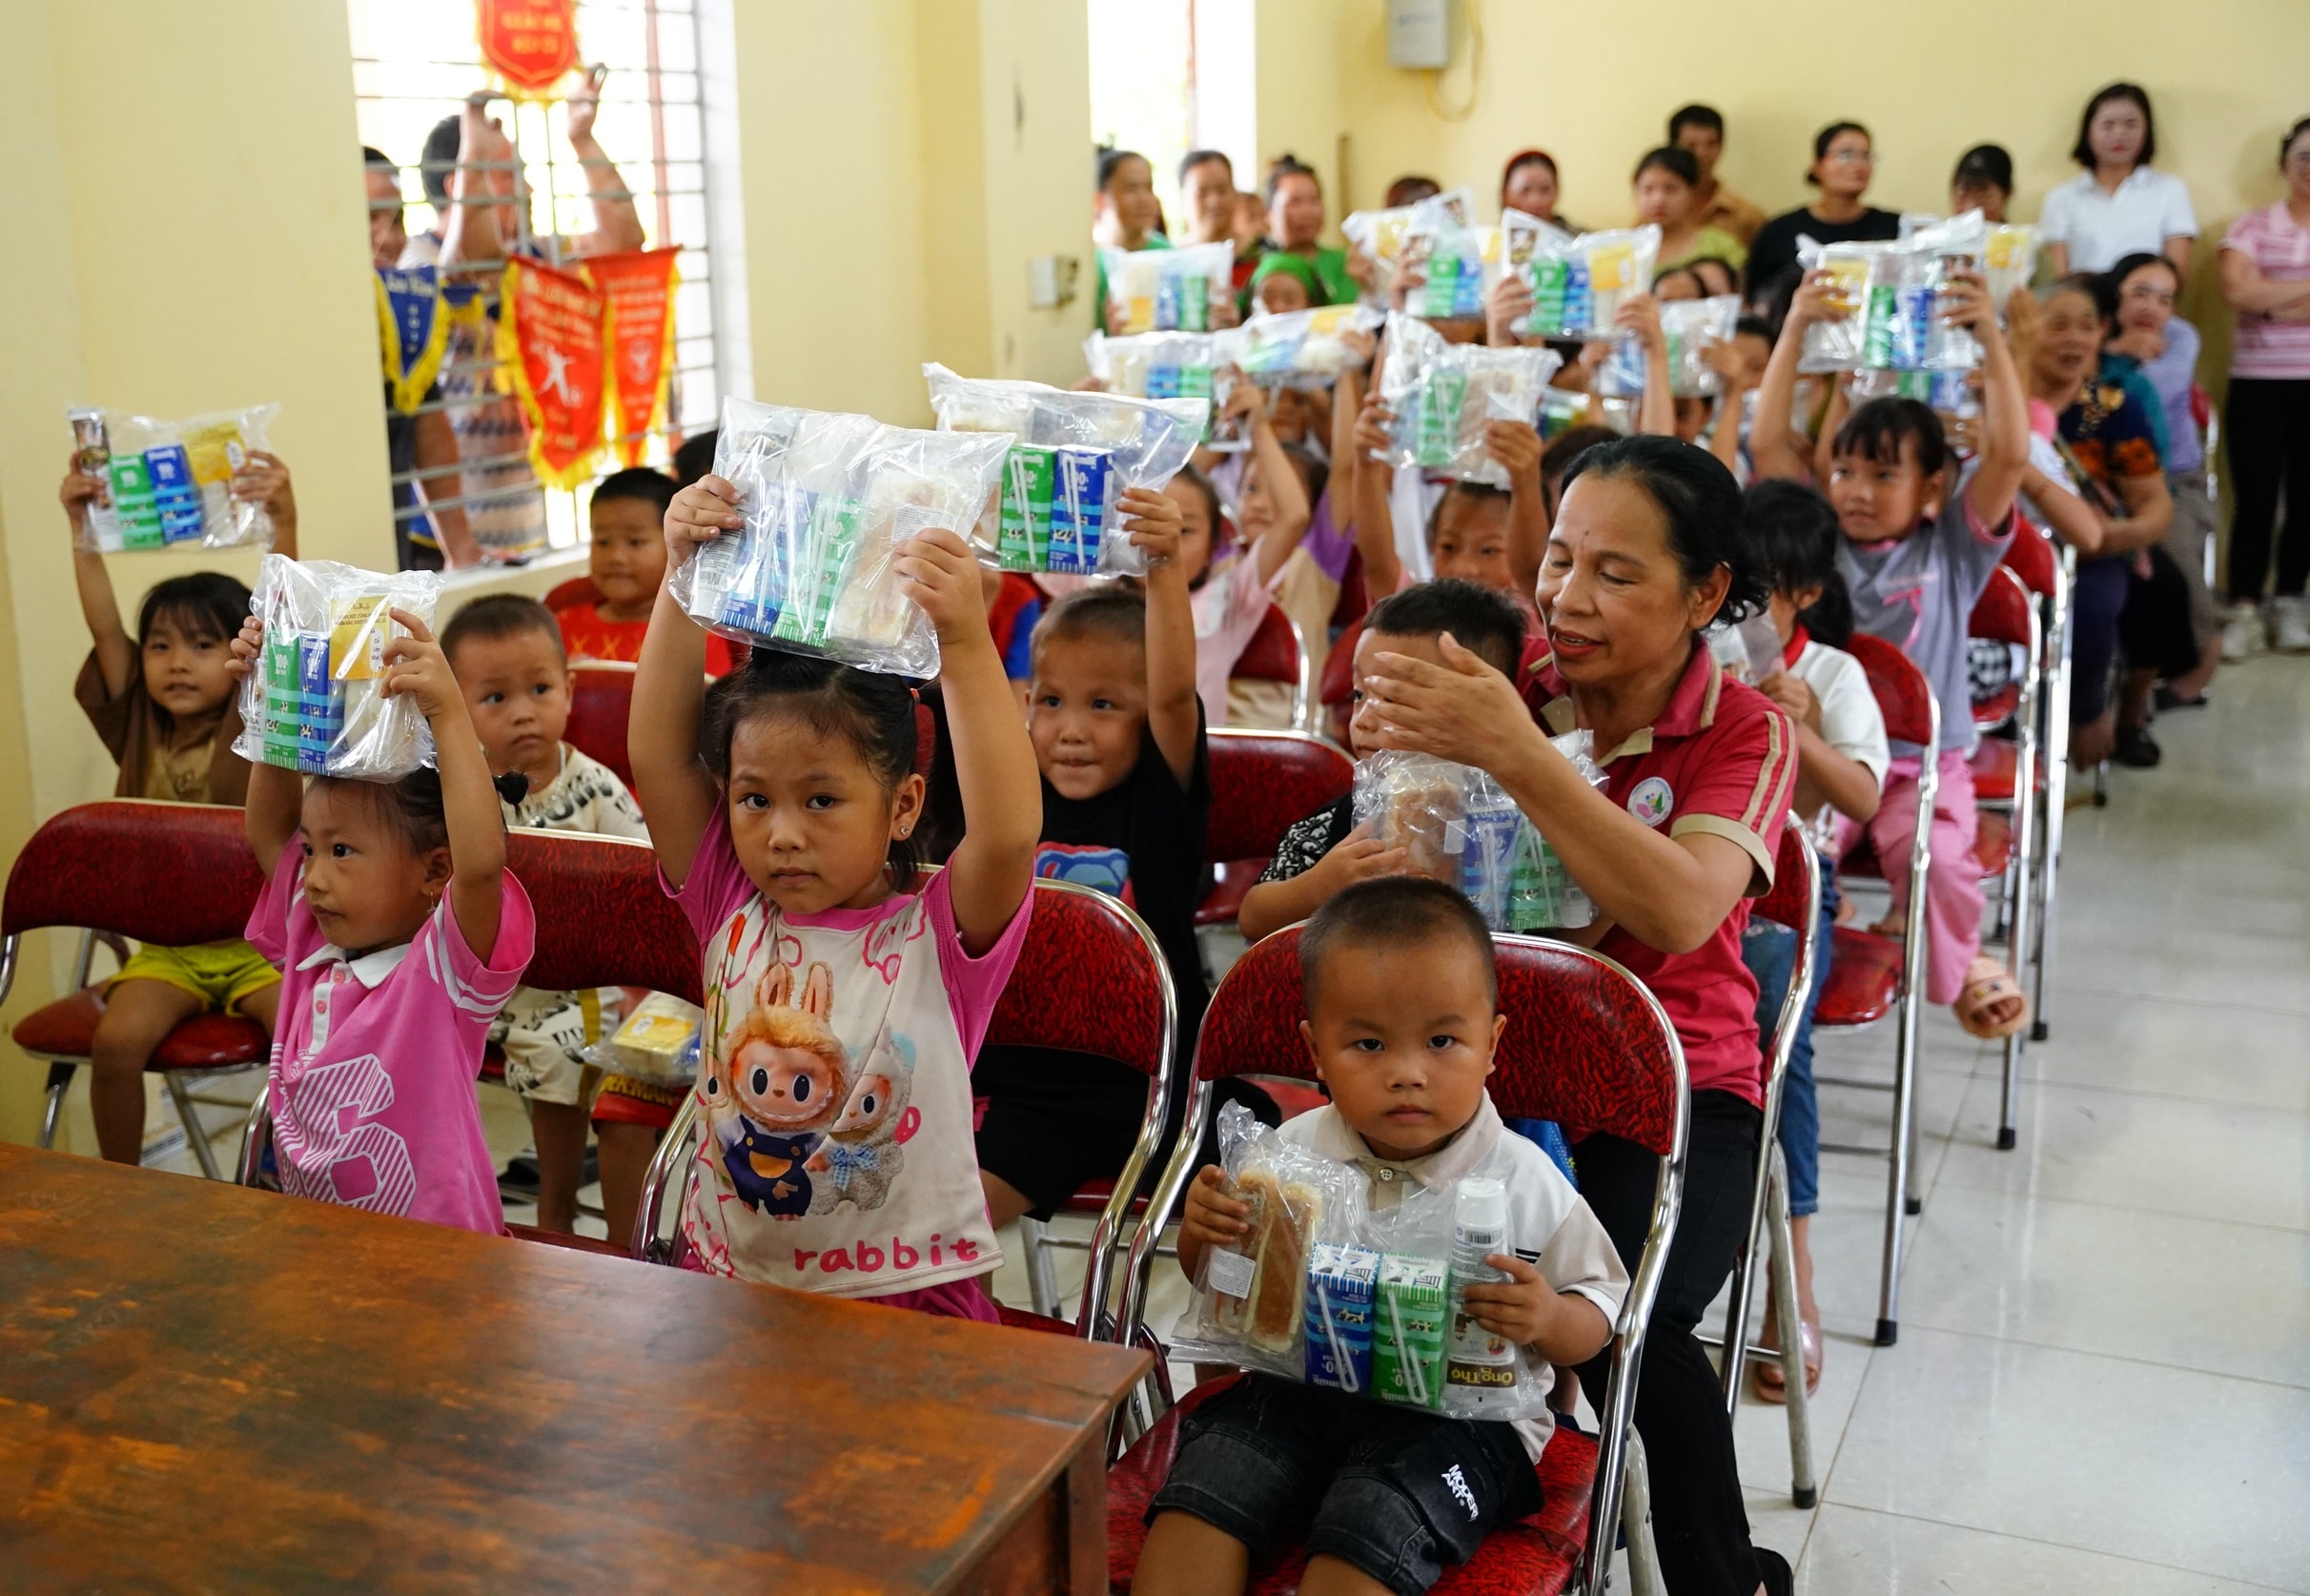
[2039,83,2197,277]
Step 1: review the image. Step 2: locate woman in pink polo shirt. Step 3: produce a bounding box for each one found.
[1363,434,1798,1596]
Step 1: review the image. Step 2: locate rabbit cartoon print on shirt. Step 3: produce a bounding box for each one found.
[805,1030,919,1216]
[704,960,854,1218]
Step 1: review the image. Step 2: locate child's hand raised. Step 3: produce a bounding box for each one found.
[892,524,991,647]
[226,616,264,682]
[1613,292,1666,355]
[1787,269,1849,329]
[1483,419,1543,486]
[1219,369,1269,431]
[665,475,744,568]
[59,458,106,537]
[230,451,296,525]
[1354,392,1397,460]
[1118,485,1183,569]
[378,608,464,724]
[1486,270,1535,348]
[1935,269,1996,336]
[1181,1165,1252,1253]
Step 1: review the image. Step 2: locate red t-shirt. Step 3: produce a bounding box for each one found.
[1528,644,1797,1108]
[553,598,741,676]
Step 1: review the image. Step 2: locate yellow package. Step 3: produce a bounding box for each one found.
[328,594,399,682]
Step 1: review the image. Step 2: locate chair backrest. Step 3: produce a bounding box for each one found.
[1843,631,1938,751]
[503,830,702,1003]
[1328,546,1369,631]
[984,879,1174,1078]
[1203,729,1355,868]
[1753,817,1817,935]
[4,802,262,947]
[565,663,637,791]
[1999,516,2057,600]
[1319,616,1363,709]
[543,575,601,612]
[1230,604,1313,728]
[1968,563,2034,649]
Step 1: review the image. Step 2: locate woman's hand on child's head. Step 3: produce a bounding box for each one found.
[1353,393,1397,460]
[665,475,744,567]
[891,524,991,647]
[1483,419,1543,485]
[1788,269,1846,329]
[1615,292,1666,354]
[59,458,104,534]
[1361,631,1531,769]
[1309,822,1409,892]
[1181,1165,1252,1251]
[1485,271,1535,347]
[1457,1254,1571,1348]
[1119,485,1184,568]
[378,607,462,723]
[1756,669,1823,734]
[226,616,265,682]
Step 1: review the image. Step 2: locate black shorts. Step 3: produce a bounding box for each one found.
[1148,1375,1541,1596]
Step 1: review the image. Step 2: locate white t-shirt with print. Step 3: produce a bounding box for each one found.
[502,745,649,841]
[2036,169,2197,274]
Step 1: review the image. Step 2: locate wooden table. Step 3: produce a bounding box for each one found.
[0,1145,1147,1593]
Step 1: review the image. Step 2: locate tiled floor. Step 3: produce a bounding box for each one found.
[125,655,2309,1592]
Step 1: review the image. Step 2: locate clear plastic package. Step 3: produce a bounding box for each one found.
[583,992,704,1088]
[924,364,1206,575]
[1167,1103,1570,1421]
[1599,294,1742,399]
[1237,303,1385,388]
[235,554,441,780]
[1399,192,1494,320]
[673,397,1013,678]
[1081,329,1243,448]
[1101,242,1235,334]
[69,403,281,554]
[1570,226,1662,340]
[1982,223,2037,317]
[1852,213,1988,374]
[1374,314,1563,487]
[1795,236,1898,374]
[1341,186,1475,306]
[1515,228,1587,340]
[1355,743,1599,931]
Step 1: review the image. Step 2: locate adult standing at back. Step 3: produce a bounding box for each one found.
[1745,123,1902,313]
[1262,156,1359,307]
[1670,104,1767,247]
[2217,116,2310,654]
[2039,83,2196,276]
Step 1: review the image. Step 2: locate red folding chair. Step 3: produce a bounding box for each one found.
[1317,615,1363,746]
[1701,820,1819,1507]
[2001,522,2073,1049]
[1229,602,1314,733]
[1812,631,1936,1346]
[3,802,267,1179]
[1111,928,1689,1596]
[563,662,638,792]
[1964,564,2041,1151]
[632,875,1175,1349]
[1195,729,1356,931]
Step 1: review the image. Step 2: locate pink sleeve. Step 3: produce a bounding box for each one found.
[662,805,759,945]
[244,834,302,968]
[923,870,1033,1063]
[420,872,535,1030]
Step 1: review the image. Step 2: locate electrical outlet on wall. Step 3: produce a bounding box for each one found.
[1030,255,1078,309]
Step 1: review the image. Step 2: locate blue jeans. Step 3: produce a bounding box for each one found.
[1740,870,1834,1218]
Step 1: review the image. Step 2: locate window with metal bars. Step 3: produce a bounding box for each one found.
[351,0,726,565]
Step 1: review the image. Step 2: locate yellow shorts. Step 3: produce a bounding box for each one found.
[109,939,281,1014]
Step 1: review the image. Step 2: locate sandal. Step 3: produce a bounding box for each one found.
[1956,956,2031,1039]
[1748,1317,1823,1403]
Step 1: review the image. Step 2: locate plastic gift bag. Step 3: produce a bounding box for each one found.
[1599,294,1742,399]
[1982,223,2037,317]
[1237,303,1385,388]
[1572,227,1661,340]
[584,992,704,1089]
[1856,213,1987,373]
[1515,228,1587,340]
[235,554,440,780]
[925,364,1206,574]
[1374,314,1562,487]
[673,398,1012,678]
[1082,329,1243,447]
[70,403,280,555]
[1353,747,1471,884]
[1102,242,1235,334]
[1795,236,1897,373]
[1342,186,1474,306]
[1399,192,1495,320]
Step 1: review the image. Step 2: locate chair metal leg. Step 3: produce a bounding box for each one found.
[1018,1216,1062,1320]
[37,1060,75,1150]
[165,1074,223,1180]
[1767,1147,1816,1508]
[235,1092,273,1187]
[1879,918,1928,1345]
[1620,1429,1665,1596]
[1905,1075,1923,1217]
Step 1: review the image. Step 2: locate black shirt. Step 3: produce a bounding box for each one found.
[1034,715,1212,1043]
[1257,795,1355,886]
[1745,206,1903,307]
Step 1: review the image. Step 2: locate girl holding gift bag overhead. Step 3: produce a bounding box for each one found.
[631,471,1041,1319]
[60,447,297,1167]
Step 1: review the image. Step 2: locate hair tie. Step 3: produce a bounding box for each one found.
[493,772,531,806]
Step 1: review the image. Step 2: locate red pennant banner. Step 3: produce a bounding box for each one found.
[477,0,580,96]
[499,256,606,490]
[590,248,683,467]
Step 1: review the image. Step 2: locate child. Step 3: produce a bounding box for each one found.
[1352,383,1545,617]
[228,607,533,1235]
[1238,580,1528,944]
[553,467,740,674]
[1179,384,1315,728]
[1137,877,1625,1596]
[441,595,650,1236]
[1753,260,2033,1039]
[1734,481,1888,1402]
[633,476,1041,1317]
[975,489,1223,1231]
[62,451,296,1166]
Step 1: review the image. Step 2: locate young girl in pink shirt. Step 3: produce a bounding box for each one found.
[631,475,1043,1320]
[229,609,535,1236]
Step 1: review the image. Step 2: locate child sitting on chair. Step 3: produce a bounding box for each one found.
[442,595,649,1237]
[1137,877,1625,1596]
[552,467,739,675]
[62,450,297,1166]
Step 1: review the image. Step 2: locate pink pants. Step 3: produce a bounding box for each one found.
[1836,747,1981,1007]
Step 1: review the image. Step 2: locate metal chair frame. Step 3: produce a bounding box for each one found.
[2028,546,2076,1046]
[1813,642,1939,1346]
[1698,821,1820,1508]
[1117,931,1690,1596]
[1970,564,2044,1152]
